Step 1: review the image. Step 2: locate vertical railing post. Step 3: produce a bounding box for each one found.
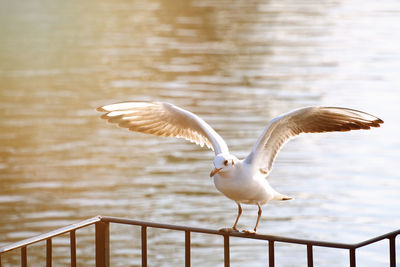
[46,239,52,267]
[349,248,356,267]
[21,246,27,267]
[95,221,110,267]
[307,244,313,267]
[70,230,76,267]
[224,234,230,267]
[141,226,147,267]
[268,240,275,267]
[185,230,191,267]
[389,236,396,267]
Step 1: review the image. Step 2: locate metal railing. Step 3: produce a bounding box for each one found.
[0,215,398,267]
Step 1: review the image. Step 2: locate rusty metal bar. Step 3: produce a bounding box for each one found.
[185,230,190,267]
[307,244,313,267]
[46,239,52,267]
[141,226,147,267]
[0,216,398,266]
[389,236,396,267]
[353,229,400,248]
[268,240,274,267]
[21,246,27,267]
[224,234,230,267]
[100,216,355,249]
[95,221,110,267]
[70,230,76,267]
[349,248,356,267]
[0,216,101,254]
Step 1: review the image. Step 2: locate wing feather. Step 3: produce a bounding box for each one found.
[97,101,229,154]
[244,107,383,175]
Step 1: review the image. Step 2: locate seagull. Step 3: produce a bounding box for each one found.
[97,101,383,233]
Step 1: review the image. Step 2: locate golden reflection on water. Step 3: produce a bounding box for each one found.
[1,0,400,265]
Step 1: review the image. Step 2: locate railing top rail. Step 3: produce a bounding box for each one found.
[0,216,101,253]
[99,216,354,249]
[353,228,400,248]
[1,215,399,255]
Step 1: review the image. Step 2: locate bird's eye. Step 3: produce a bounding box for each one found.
[224,160,228,166]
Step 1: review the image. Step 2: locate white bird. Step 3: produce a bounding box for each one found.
[97,101,383,233]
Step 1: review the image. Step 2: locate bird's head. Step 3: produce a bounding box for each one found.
[210,153,238,177]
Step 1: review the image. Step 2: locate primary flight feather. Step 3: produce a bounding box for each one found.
[97,101,383,233]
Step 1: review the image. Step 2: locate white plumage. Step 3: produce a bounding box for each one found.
[97,101,383,233]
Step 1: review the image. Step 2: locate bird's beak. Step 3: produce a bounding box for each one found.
[210,168,222,177]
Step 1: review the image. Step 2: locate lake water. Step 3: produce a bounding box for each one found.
[1,0,399,266]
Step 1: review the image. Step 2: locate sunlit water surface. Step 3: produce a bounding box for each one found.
[1,0,400,266]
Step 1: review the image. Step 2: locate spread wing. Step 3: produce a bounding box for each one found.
[244,107,383,175]
[97,101,229,155]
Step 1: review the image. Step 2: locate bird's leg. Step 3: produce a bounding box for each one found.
[253,203,262,232]
[232,202,242,231]
[243,203,262,235]
[219,202,242,233]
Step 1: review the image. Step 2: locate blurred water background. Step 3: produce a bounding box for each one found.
[1,0,400,266]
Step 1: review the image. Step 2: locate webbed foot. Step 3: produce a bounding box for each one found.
[242,229,257,235]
